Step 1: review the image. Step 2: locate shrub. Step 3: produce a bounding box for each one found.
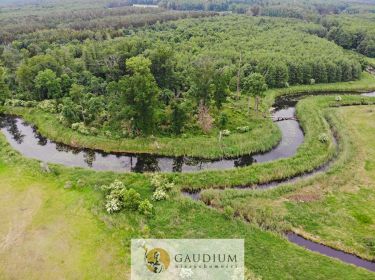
[90,127,98,135]
[218,112,228,128]
[138,199,154,216]
[101,180,147,214]
[122,188,142,210]
[71,122,90,135]
[150,174,175,192]
[221,129,231,137]
[152,188,168,201]
[105,192,123,214]
[37,99,57,113]
[101,179,125,193]
[236,126,250,133]
[150,174,163,190]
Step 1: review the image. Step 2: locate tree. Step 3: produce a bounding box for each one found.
[16,54,60,94]
[243,73,268,115]
[34,69,61,100]
[212,67,230,109]
[118,56,160,135]
[190,56,215,106]
[170,100,188,134]
[0,67,10,104]
[148,44,176,90]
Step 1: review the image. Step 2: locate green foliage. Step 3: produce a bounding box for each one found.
[118,56,160,135]
[0,67,10,105]
[138,199,154,216]
[170,100,188,134]
[218,112,229,129]
[37,100,57,113]
[122,188,142,210]
[224,205,235,219]
[34,69,62,100]
[243,73,268,97]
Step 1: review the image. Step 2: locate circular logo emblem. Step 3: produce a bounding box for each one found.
[145,248,170,273]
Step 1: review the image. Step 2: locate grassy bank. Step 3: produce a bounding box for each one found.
[2,99,280,159]
[0,134,374,279]
[200,105,375,261]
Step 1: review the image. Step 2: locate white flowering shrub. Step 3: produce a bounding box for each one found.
[236,126,250,133]
[150,174,175,202]
[37,100,57,113]
[150,174,163,190]
[101,180,153,215]
[71,122,90,135]
[221,129,231,136]
[150,174,175,192]
[152,188,168,201]
[101,179,125,193]
[105,192,123,214]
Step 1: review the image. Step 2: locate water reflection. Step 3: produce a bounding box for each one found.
[3,115,288,173]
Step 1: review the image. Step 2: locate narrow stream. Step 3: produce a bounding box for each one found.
[287,233,375,272]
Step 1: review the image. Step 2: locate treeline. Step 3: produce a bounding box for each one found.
[158,0,352,17]
[0,16,365,137]
[0,5,215,44]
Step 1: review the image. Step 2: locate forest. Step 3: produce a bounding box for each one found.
[0,15,365,137]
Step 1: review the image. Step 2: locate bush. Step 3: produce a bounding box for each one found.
[221,129,231,137]
[101,180,148,214]
[138,199,154,216]
[105,192,123,214]
[150,174,163,190]
[150,174,175,192]
[218,112,228,128]
[71,122,90,135]
[122,188,142,210]
[101,179,125,193]
[236,126,250,133]
[37,99,57,113]
[152,188,169,201]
